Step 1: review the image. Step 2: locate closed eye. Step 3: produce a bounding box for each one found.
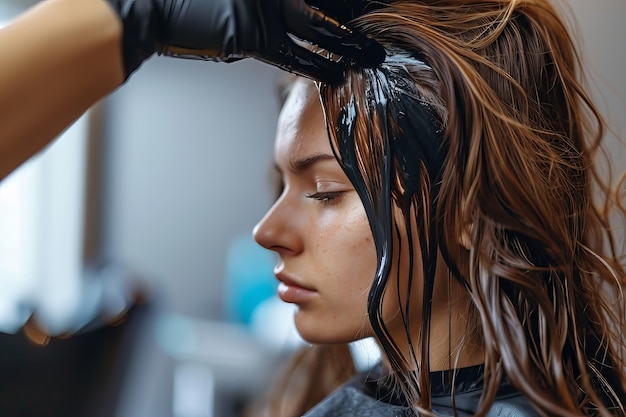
[305,191,344,206]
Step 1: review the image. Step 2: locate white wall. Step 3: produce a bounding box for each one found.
[565,0,626,170]
[103,57,281,320]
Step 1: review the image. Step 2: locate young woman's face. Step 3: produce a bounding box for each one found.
[253,79,379,344]
[254,78,479,368]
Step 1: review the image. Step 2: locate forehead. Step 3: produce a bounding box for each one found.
[275,79,330,159]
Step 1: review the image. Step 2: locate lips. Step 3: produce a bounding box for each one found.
[274,269,315,291]
[274,267,318,304]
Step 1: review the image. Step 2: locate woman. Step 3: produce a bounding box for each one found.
[253,0,626,415]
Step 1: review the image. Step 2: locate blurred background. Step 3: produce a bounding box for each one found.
[0,0,624,416]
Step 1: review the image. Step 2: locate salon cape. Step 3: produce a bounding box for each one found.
[303,363,539,417]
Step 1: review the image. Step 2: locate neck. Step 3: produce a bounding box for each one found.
[379,305,484,374]
[382,266,484,373]
[428,258,484,371]
[428,304,484,371]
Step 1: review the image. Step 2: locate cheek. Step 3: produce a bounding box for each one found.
[316,205,377,293]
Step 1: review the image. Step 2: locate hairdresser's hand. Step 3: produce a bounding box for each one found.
[106,0,385,83]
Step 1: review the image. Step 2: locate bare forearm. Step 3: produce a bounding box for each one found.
[0,0,124,180]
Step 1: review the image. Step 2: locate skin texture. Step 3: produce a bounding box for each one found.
[254,78,482,370]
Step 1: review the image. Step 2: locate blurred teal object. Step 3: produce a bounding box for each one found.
[224,234,276,324]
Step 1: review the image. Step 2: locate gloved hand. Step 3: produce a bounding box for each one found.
[306,0,385,22]
[106,0,386,83]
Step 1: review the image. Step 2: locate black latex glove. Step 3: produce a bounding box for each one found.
[106,0,386,83]
[306,0,386,22]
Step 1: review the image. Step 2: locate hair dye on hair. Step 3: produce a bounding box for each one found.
[321,53,448,411]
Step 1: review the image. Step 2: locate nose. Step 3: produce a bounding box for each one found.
[253,194,303,256]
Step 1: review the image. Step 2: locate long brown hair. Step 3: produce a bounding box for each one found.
[322,0,626,416]
[259,0,626,416]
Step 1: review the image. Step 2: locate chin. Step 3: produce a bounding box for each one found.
[294,309,372,345]
[298,333,346,345]
[295,318,370,345]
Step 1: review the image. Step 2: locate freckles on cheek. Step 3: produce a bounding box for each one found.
[343,228,377,292]
[344,216,375,253]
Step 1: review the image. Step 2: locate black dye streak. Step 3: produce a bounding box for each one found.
[330,59,447,383]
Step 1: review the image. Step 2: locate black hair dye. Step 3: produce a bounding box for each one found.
[320,54,447,399]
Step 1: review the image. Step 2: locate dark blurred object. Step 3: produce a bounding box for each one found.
[307,0,386,21]
[0,299,150,417]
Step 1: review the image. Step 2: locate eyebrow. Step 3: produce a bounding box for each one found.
[287,153,337,172]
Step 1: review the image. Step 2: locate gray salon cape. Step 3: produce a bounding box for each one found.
[303,364,539,417]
